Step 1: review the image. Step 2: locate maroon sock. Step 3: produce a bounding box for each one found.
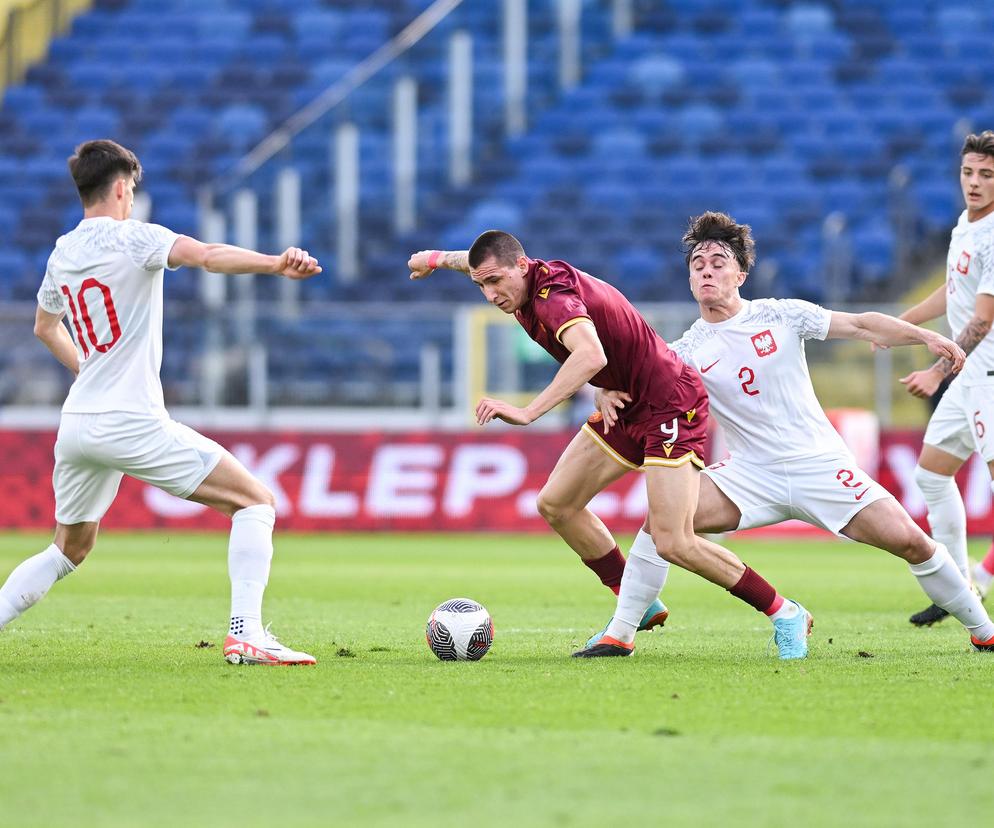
[729,566,780,613]
[583,546,626,595]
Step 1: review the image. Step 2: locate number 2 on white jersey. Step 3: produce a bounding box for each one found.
[739,366,760,396]
[61,278,122,357]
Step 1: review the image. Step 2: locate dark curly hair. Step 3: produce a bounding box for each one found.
[682,211,756,272]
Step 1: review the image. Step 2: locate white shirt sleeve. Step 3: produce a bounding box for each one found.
[778,298,832,341]
[975,227,994,298]
[122,220,181,272]
[36,269,65,314]
[667,324,700,364]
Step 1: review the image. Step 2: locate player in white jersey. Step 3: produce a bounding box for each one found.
[0,139,321,665]
[587,212,994,654]
[890,131,994,627]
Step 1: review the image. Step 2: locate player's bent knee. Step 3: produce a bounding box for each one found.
[650,529,696,568]
[904,532,937,566]
[878,521,933,564]
[224,483,276,515]
[255,486,276,510]
[535,490,574,526]
[913,465,956,497]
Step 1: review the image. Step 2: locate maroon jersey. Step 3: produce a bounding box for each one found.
[516,259,685,403]
[515,258,708,467]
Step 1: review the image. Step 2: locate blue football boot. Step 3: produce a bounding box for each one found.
[584,598,668,648]
[771,601,813,660]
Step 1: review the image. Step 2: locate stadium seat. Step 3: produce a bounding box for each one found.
[851,219,895,283]
[2,84,45,115]
[629,54,686,101]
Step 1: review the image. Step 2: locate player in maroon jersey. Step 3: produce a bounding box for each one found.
[408,230,811,658]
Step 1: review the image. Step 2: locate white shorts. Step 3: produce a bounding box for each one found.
[702,451,893,536]
[53,412,225,524]
[922,378,994,463]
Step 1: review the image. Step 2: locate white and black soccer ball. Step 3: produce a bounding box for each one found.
[425,598,494,661]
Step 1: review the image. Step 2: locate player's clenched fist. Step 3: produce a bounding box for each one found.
[275,247,322,279]
[408,250,440,280]
[900,367,944,399]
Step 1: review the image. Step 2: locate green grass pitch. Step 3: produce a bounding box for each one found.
[1,531,992,827]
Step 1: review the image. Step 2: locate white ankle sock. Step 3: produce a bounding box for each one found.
[914,467,969,580]
[910,544,994,640]
[0,544,76,629]
[604,530,670,644]
[228,504,275,639]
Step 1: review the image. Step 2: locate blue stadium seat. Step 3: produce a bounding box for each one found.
[2,84,45,115]
[915,181,960,230]
[195,11,252,40]
[629,54,686,100]
[783,3,835,37]
[292,9,344,42]
[66,61,120,91]
[730,57,780,90]
[0,205,19,239]
[936,6,984,38]
[213,104,268,152]
[74,105,120,140]
[740,7,779,38]
[678,103,724,144]
[851,219,894,283]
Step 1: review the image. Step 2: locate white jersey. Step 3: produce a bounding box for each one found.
[945,209,994,386]
[37,217,179,416]
[670,298,847,464]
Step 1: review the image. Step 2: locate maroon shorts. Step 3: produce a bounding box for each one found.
[581,367,709,470]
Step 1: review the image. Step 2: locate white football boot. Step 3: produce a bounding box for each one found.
[972,562,991,602]
[223,624,316,665]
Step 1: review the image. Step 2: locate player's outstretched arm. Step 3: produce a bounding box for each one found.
[168,237,321,279]
[34,306,79,375]
[477,321,607,427]
[828,310,963,364]
[408,250,470,280]
[829,309,971,398]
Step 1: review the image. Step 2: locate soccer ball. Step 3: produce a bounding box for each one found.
[425,598,494,661]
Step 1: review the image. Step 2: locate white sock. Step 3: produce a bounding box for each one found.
[604,530,670,644]
[0,544,76,629]
[914,466,969,580]
[228,504,275,640]
[910,543,994,640]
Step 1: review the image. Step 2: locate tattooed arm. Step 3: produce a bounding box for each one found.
[900,294,994,398]
[408,250,470,278]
